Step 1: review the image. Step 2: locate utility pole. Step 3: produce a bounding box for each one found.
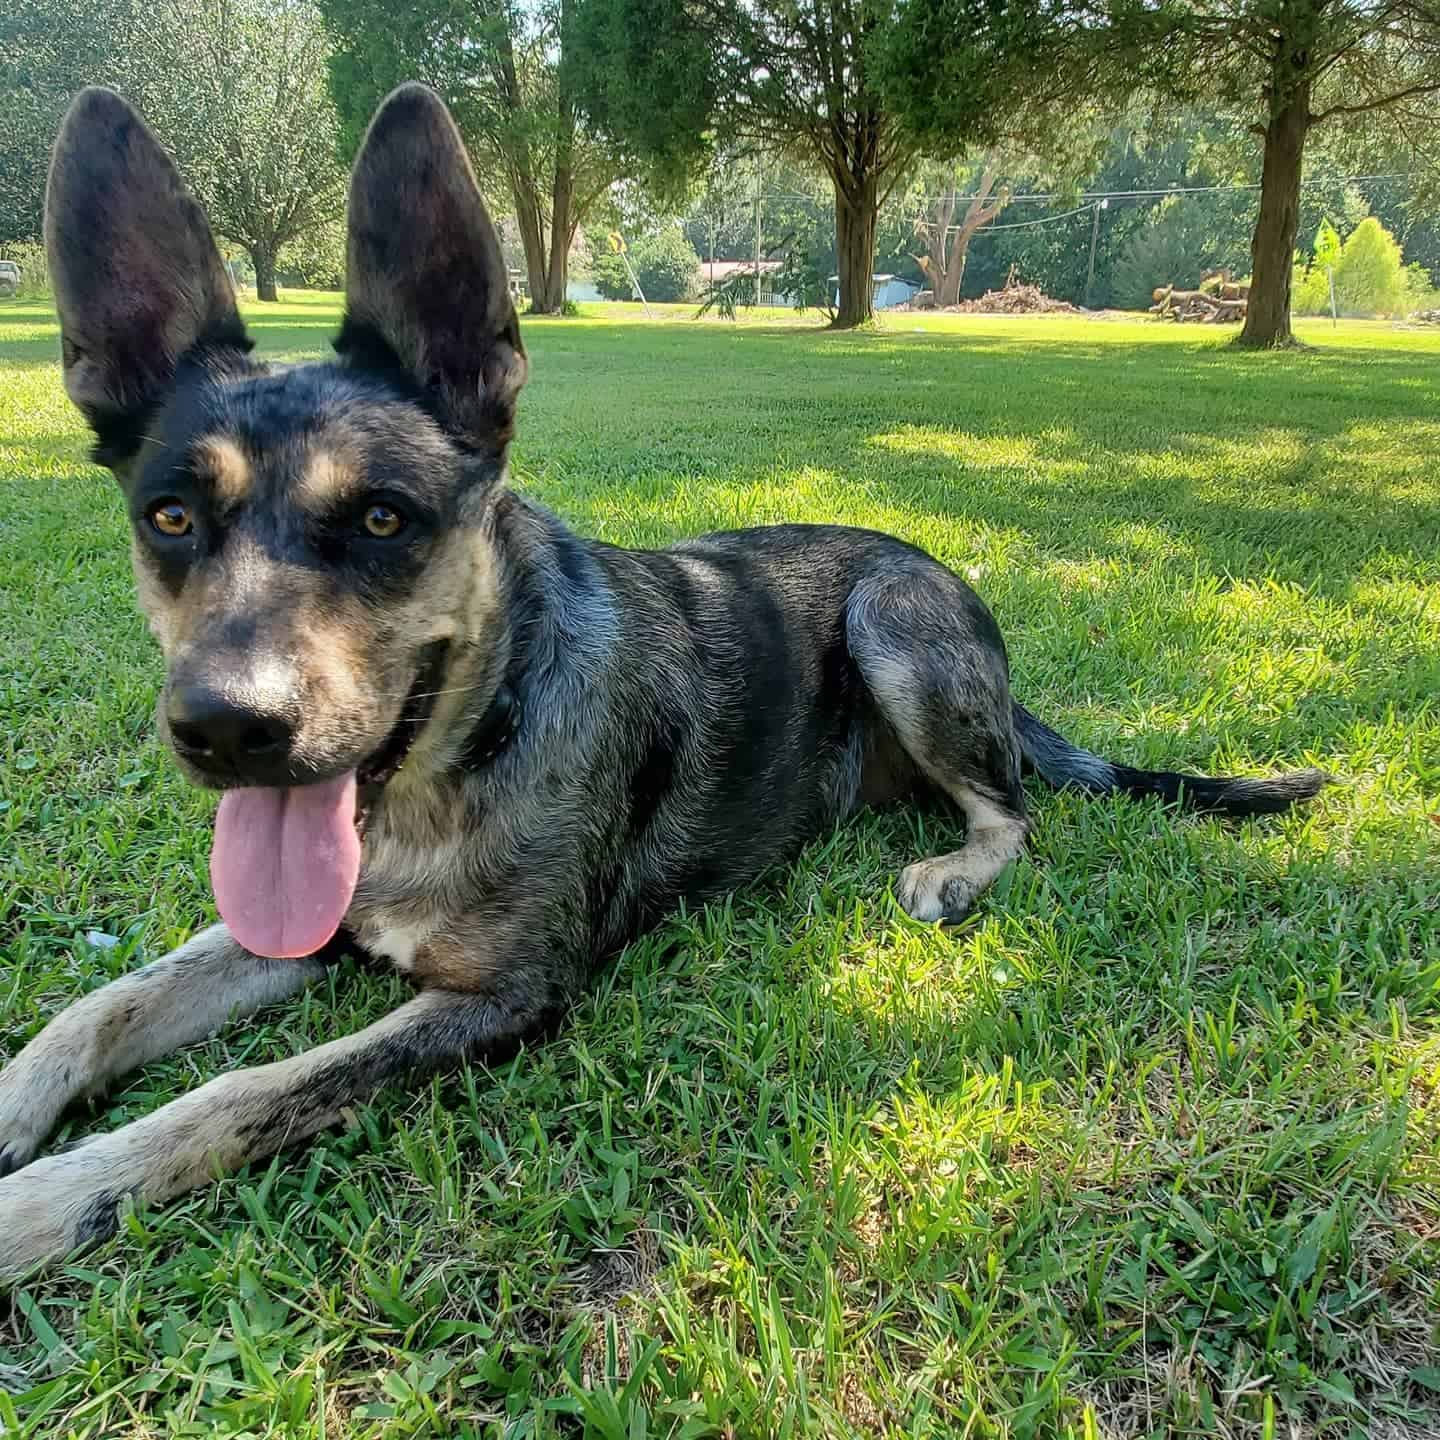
[1085,199,1108,307]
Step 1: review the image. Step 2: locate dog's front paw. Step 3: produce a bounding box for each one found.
[0,1152,124,1283]
[0,1062,62,1178]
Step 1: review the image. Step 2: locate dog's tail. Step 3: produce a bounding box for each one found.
[1013,702,1328,818]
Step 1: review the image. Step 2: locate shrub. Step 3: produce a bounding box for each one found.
[0,240,50,299]
[1293,216,1414,317]
[1110,196,1247,311]
[1333,217,1407,317]
[1403,261,1439,314]
[1113,222,1195,310]
[591,227,701,303]
[278,220,345,290]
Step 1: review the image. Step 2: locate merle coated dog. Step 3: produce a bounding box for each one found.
[0,84,1326,1276]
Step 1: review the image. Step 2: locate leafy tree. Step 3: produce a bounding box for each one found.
[574,0,1076,326]
[277,217,347,290]
[684,154,763,280]
[0,0,130,243]
[320,0,623,313]
[1333,215,1408,314]
[590,226,701,301]
[1095,0,1440,345]
[908,158,1010,307]
[883,0,1440,341]
[1293,214,1416,314]
[118,0,347,300]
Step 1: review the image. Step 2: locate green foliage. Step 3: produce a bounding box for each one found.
[0,0,133,244]
[573,0,1076,324]
[570,0,715,204]
[113,0,346,295]
[775,245,836,318]
[590,228,701,302]
[1334,216,1408,316]
[1110,193,1250,308]
[0,241,50,298]
[1293,220,1341,315]
[276,219,346,292]
[871,0,1103,154]
[321,0,623,309]
[1295,215,1416,317]
[1403,260,1439,311]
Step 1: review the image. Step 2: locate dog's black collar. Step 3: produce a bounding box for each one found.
[460,682,521,770]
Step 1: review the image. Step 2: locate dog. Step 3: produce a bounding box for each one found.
[0,84,1326,1278]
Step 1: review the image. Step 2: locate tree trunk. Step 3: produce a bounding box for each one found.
[833,172,878,328]
[918,186,958,303]
[1239,63,1312,345]
[510,179,550,313]
[916,166,1001,309]
[534,112,575,314]
[251,243,278,302]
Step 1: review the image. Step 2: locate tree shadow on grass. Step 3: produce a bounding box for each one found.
[517,321,1440,596]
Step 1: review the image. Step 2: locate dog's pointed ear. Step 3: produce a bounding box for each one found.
[44,87,248,468]
[339,83,527,454]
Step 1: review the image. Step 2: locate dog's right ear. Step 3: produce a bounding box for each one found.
[44,88,248,468]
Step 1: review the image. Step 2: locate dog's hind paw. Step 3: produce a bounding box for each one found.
[897,858,978,925]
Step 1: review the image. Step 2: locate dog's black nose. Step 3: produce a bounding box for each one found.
[167,685,296,774]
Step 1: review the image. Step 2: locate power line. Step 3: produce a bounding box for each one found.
[969,202,1094,231]
[758,172,1409,207]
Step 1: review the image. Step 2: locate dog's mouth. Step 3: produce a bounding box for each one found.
[209,642,449,962]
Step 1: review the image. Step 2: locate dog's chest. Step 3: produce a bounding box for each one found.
[357,914,436,973]
[350,828,467,975]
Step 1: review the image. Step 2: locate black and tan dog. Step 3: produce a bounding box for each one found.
[0,84,1325,1276]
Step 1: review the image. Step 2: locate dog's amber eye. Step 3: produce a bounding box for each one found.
[148,499,192,537]
[362,503,406,538]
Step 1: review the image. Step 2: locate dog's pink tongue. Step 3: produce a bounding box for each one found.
[211,773,360,959]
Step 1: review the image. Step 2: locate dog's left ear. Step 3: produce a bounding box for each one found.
[340,84,527,455]
[45,88,248,469]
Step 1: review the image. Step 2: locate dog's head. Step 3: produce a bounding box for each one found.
[45,84,526,958]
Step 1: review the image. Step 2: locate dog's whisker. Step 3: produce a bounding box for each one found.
[405,683,491,702]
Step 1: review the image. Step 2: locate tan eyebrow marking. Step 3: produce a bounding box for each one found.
[193,435,252,504]
[297,447,358,506]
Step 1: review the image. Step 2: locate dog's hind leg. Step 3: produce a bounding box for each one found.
[0,974,557,1279]
[847,562,1029,924]
[0,925,326,1177]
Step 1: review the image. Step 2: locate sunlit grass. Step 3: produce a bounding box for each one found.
[0,294,1437,1437]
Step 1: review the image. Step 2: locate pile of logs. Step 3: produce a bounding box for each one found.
[1150,273,1250,324]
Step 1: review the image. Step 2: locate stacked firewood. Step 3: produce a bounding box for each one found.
[1150,273,1250,324]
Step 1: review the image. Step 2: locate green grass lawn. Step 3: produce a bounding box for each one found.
[1,290,1438,1438]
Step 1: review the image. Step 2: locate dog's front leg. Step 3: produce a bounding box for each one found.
[0,977,555,1281]
[0,924,326,1177]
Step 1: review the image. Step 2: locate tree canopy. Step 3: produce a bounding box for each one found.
[1117,0,1440,344]
[119,0,347,301]
[573,0,1080,325]
[3,0,346,298]
[320,0,624,312]
[0,0,129,244]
